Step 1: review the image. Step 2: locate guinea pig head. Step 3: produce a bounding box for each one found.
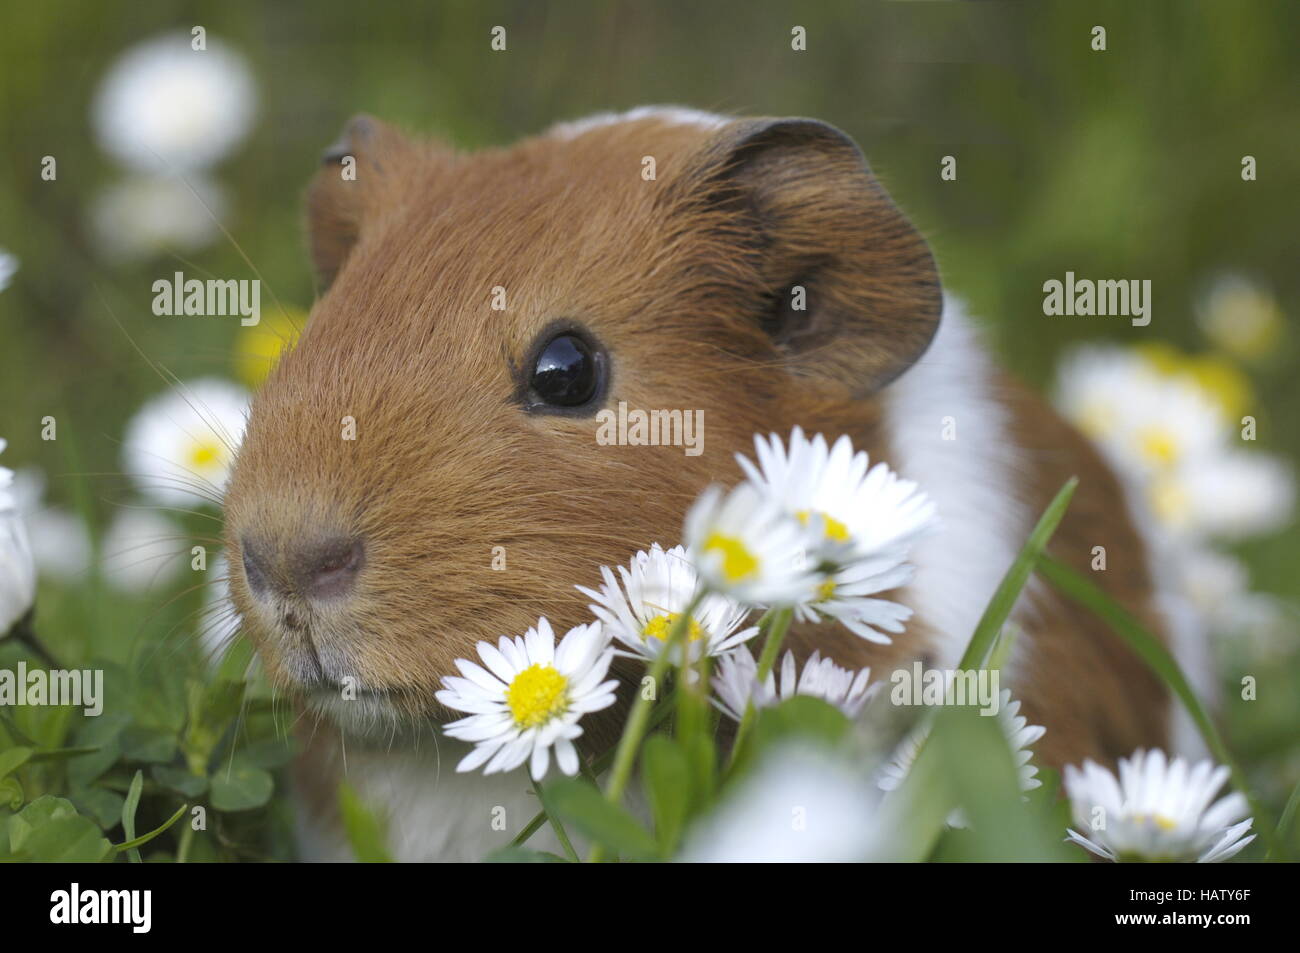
[221,111,941,729]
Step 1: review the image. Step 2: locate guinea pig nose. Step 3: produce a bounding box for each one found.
[292,535,365,601]
[241,534,364,601]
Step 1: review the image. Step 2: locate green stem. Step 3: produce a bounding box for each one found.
[728,606,794,769]
[176,818,195,864]
[9,611,65,670]
[510,691,677,849]
[532,778,578,862]
[588,591,704,863]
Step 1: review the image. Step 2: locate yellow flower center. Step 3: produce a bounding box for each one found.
[1150,477,1190,526]
[797,510,850,542]
[1133,812,1180,833]
[1078,401,1115,439]
[703,533,759,582]
[816,579,837,602]
[1137,342,1253,419]
[1137,427,1179,467]
[643,612,705,643]
[187,439,223,470]
[505,663,568,729]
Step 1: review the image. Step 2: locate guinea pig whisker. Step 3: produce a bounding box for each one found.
[163,164,305,338]
[109,499,227,524]
[70,470,226,507]
[94,287,248,461]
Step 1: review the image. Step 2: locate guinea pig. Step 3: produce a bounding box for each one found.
[221,106,1206,861]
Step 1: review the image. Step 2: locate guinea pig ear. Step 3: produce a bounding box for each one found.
[686,118,942,393]
[305,114,420,291]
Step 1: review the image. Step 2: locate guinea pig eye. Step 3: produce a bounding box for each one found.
[528,332,602,409]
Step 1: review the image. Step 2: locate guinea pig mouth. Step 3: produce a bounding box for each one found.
[301,680,431,734]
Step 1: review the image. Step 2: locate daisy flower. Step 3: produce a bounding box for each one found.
[0,439,36,636]
[101,508,185,594]
[712,647,874,722]
[93,32,256,172]
[739,427,937,561]
[91,173,227,262]
[436,618,618,782]
[1158,451,1294,540]
[876,689,1045,827]
[1172,546,1285,648]
[122,378,250,506]
[679,743,889,862]
[1196,273,1284,364]
[10,468,92,582]
[578,543,757,667]
[1064,749,1255,863]
[1056,346,1227,479]
[735,427,937,641]
[1055,345,1294,543]
[684,482,822,607]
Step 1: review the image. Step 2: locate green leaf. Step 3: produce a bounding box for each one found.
[115,802,187,853]
[0,746,32,781]
[872,723,960,862]
[214,636,255,684]
[28,745,101,762]
[0,711,38,746]
[1276,779,1300,859]
[151,764,208,798]
[210,762,274,812]
[543,777,659,861]
[986,621,1022,672]
[71,786,125,828]
[121,726,178,764]
[751,696,851,755]
[1037,553,1277,857]
[683,729,717,804]
[235,737,295,770]
[15,815,114,862]
[928,704,1075,862]
[641,735,692,853]
[121,769,144,863]
[66,712,129,787]
[338,783,392,863]
[8,795,79,852]
[483,846,570,863]
[0,777,23,811]
[958,476,1077,670]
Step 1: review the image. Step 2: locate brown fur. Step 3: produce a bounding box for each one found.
[223,113,1170,803]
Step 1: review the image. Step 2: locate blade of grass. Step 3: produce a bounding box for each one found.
[114,803,187,854]
[958,477,1077,670]
[1038,553,1278,858]
[1276,778,1300,853]
[533,777,578,862]
[121,769,144,863]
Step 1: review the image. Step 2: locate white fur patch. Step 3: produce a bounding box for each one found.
[881,299,1033,670]
[547,105,729,140]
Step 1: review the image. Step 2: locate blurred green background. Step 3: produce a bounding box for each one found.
[0,0,1296,860]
